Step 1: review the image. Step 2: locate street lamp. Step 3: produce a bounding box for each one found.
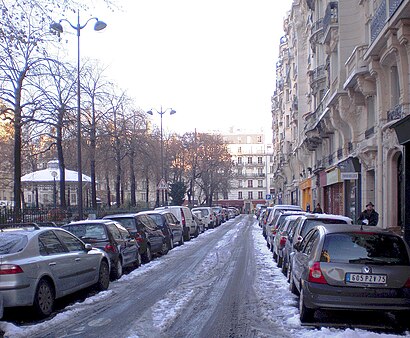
[50,11,106,220]
[146,107,176,206]
[51,171,57,209]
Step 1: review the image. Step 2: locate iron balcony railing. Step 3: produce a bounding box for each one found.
[371,0,387,43]
[387,104,404,121]
[323,2,338,34]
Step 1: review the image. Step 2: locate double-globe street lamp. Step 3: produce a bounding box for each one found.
[146,107,176,206]
[50,11,106,220]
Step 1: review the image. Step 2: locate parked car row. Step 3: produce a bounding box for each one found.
[0,206,240,320]
[257,204,410,326]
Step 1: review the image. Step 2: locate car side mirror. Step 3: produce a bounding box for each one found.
[84,243,92,251]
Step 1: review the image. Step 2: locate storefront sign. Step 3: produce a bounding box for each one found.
[326,168,340,186]
[341,172,358,180]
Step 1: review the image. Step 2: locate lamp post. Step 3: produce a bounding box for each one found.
[51,171,57,209]
[146,107,176,206]
[50,11,106,220]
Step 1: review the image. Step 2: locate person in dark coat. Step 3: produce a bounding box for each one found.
[358,202,379,226]
[313,203,323,213]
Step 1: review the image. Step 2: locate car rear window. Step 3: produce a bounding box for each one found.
[0,233,28,254]
[301,219,348,237]
[64,224,108,241]
[147,214,162,227]
[320,233,410,265]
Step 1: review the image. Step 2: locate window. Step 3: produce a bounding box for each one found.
[238,180,243,188]
[258,191,263,199]
[71,193,77,205]
[56,230,85,252]
[248,157,252,164]
[247,180,253,188]
[237,157,242,164]
[258,168,263,176]
[117,226,132,240]
[257,157,263,164]
[258,180,263,188]
[248,191,253,199]
[257,136,262,143]
[39,231,67,255]
[141,192,147,201]
[270,166,274,174]
[238,147,242,153]
[107,223,122,241]
[238,191,243,199]
[302,230,320,255]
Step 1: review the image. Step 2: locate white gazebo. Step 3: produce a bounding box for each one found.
[21,160,91,208]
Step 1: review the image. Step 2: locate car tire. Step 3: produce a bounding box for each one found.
[95,260,110,291]
[194,227,199,238]
[142,246,152,263]
[289,270,298,295]
[112,258,123,280]
[179,234,184,246]
[184,229,190,242]
[162,240,169,255]
[273,251,277,262]
[299,288,315,323]
[282,260,288,276]
[277,255,283,268]
[168,238,174,251]
[33,279,54,318]
[134,252,142,268]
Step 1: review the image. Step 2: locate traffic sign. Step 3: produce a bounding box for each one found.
[266,194,272,200]
[157,178,168,190]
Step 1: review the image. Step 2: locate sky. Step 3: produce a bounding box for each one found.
[57,0,293,136]
[1,217,405,337]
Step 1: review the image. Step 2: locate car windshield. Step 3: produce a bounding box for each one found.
[0,233,28,254]
[64,224,108,241]
[320,233,410,265]
[108,217,136,230]
[147,214,162,227]
[301,219,348,237]
[196,209,209,216]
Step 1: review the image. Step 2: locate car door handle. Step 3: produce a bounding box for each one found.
[49,262,56,266]
[75,258,81,262]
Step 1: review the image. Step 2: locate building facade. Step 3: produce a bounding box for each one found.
[271,0,410,232]
[222,130,275,212]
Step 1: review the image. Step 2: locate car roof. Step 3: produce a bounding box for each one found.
[137,210,165,216]
[299,213,352,222]
[68,219,119,225]
[103,213,138,218]
[315,223,398,235]
[279,210,306,215]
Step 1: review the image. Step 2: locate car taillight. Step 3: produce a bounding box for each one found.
[0,264,23,274]
[308,262,327,284]
[271,229,277,235]
[404,277,410,288]
[134,232,144,243]
[181,212,186,226]
[279,236,287,248]
[104,244,117,253]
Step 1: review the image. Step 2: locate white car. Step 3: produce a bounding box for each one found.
[155,206,199,240]
[191,207,216,229]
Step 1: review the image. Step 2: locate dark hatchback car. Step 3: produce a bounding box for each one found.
[103,213,166,263]
[137,210,184,250]
[290,224,410,323]
[63,219,140,280]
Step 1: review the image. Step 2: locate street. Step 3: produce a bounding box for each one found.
[1,215,409,338]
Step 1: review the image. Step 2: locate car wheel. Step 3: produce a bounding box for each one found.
[112,258,123,280]
[282,260,288,276]
[162,240,169,255]
[168,238,174,251]
[289,270,298,295]
[134,252,142,268]
[142,246,152,263]
[179,234,184,246]
[184,229,190,242]
[95,260,110,291]
[33,279,54,318]
[194,227,199,238]
[299,288,315,323]
[273,251,277,262]
[277,255,283,268]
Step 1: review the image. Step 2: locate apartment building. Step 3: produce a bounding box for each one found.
[272,0,410,235]
[222,130,275,212]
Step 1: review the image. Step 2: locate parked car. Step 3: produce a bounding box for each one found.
[261,207,274,235]
[192,210,205,233]
[264,205,302,239]
[191,206,216,229]
[290,224,410,323]
[267,210,306,254]
[286,213,353,283]
[145,209,184,246]
[0,223,110,318]
[271,214,302,272]
[63,219,141,280]
[155,206,198,240]
[212,206,225,224]
[103,213,166,263]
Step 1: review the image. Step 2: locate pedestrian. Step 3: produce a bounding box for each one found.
[306,203,311,212]
[313,203,323,213]
[358,202,379,226]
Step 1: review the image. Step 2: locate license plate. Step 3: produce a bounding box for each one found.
[345,273,387,284]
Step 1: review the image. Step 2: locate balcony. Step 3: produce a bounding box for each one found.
[310,18,323,45]
[390,0,405,17]
[309,65,326,88]
[344,45,369,89]
[323,2,338,43]
[370,0,387,43]
[365,126,375,139]
[387,103,404,121]
[337,148,343,159]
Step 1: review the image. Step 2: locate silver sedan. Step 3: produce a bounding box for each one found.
[0,224,110,318]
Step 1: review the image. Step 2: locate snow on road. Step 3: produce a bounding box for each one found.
[1,215,409,338]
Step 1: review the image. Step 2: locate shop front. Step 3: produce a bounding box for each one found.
[338,157,361,222]
[299,178,312,211]
[323,168,343,215]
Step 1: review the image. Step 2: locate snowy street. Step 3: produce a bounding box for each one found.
[1,215,409,338]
